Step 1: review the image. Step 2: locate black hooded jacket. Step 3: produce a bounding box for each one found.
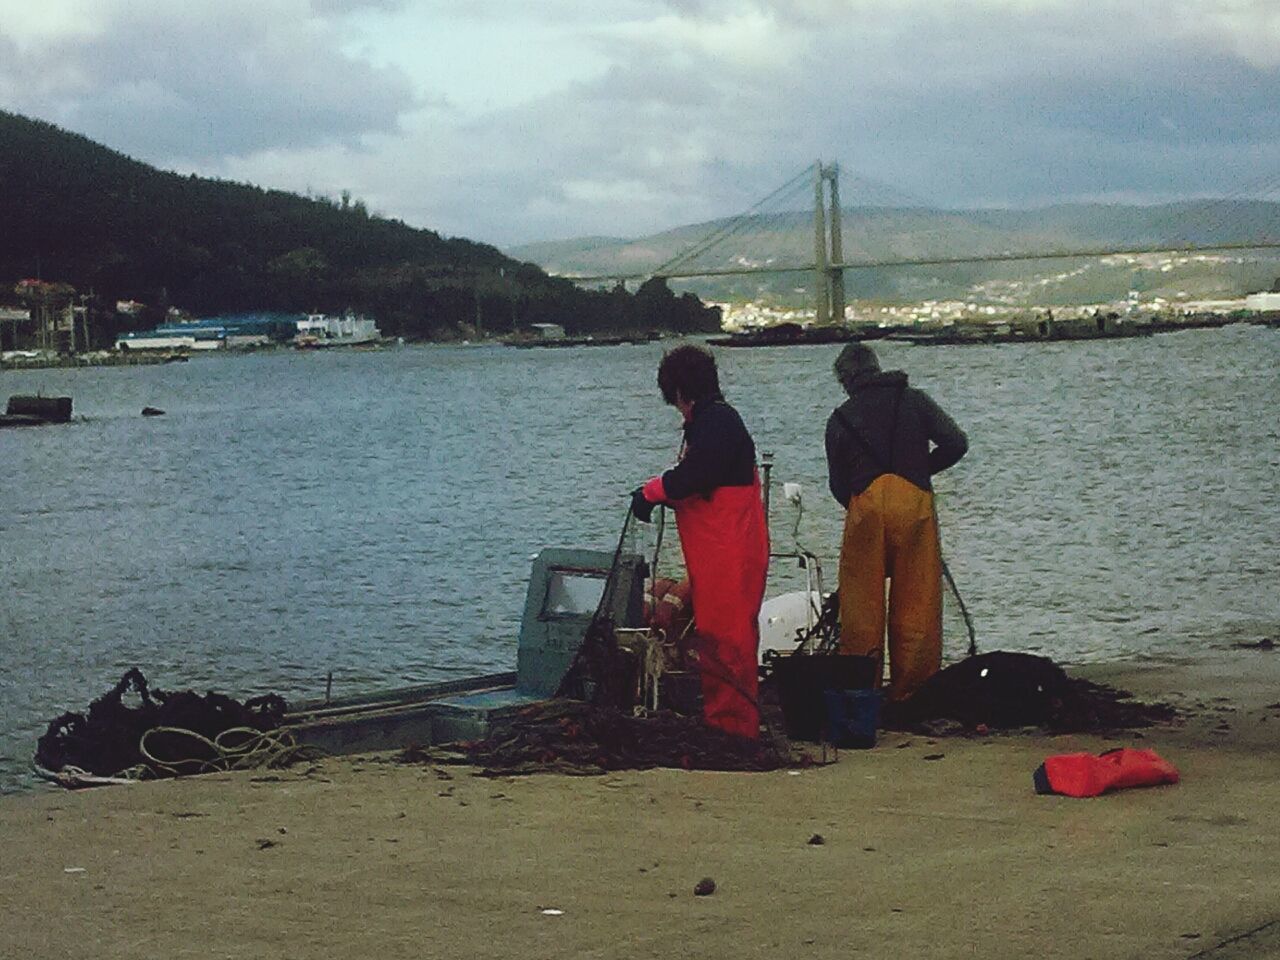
[825,370,968,507]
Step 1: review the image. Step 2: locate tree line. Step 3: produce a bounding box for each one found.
[0,111,719,342]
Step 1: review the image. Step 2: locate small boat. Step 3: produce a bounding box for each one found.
[284,547,648,753]
[284,540,826,756]
[293,312,382,348]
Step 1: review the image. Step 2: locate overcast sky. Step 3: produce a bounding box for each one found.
[2,0,1279,246]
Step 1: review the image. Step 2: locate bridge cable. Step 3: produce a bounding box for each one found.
[656,171,813,275]
[654,164,816,275]
[681,197,810,275]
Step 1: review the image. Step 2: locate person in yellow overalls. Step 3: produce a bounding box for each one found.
[824,343,968,701]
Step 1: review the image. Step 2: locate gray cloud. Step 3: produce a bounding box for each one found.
[310,0,407,12]
[5,0,1280,246]
[791,4,1280,207]
[261,0,1280,244]
[0,1,419,162]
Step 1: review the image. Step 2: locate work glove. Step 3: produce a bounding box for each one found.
[630,487,655,523]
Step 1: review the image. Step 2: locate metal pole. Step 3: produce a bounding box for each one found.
[813,162,830,325]
[760,451,774,540]
[827,163,845,325]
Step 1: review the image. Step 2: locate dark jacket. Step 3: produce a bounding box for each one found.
[825,371,968,507]
[662,395,757,500]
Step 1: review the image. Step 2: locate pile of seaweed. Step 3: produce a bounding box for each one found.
[883,652,1177,734]
[1048,675,1179,732]
[35,668,290,778]
[408,700,794,777]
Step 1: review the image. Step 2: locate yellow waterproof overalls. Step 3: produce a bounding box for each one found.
[837,473,943,701]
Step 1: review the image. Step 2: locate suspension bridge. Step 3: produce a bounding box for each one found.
[559,161,1280,321]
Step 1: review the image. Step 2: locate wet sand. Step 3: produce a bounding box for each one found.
[2,651,1278,960]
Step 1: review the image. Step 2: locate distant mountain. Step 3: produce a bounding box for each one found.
[0,111,718,340]
[510,202,1280,307]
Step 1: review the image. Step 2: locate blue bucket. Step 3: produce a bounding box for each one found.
[823,688,882,749]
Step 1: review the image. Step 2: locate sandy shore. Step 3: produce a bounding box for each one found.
[2,651,1278,960]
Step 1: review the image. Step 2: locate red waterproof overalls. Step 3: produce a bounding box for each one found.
[668,477,770,739]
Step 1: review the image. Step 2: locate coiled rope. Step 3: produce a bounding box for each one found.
[138,725,315,777]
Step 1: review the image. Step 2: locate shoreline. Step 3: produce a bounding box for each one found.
[3,649,1277,959]
[3,311,1275,370]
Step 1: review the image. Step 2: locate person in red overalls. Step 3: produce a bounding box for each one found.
[632,345,769,739]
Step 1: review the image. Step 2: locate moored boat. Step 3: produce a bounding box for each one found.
[294,312,382,348]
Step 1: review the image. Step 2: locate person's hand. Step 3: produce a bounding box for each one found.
[630,488,655,523]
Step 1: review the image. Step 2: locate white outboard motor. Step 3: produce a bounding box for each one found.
[758,589,825,662]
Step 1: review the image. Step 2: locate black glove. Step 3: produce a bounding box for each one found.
[630,488,655,523]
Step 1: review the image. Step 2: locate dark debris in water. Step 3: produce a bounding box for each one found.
[1235,638,1275,651]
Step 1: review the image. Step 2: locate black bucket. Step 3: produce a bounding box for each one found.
[770,654,879,742]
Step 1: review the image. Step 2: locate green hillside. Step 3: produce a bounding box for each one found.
[0,111,718,340]
[511,202,1280,307]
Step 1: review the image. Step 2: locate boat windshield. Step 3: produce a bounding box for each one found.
[542,569,607,618]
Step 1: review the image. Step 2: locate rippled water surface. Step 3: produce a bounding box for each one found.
[2,327,1278,792]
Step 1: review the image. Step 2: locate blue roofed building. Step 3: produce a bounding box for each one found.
[116,313,300,351]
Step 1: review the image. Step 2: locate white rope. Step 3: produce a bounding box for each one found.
[138,725,312,777]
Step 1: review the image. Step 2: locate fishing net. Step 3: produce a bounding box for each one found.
[35,668,295,779]
[882,651,1177,733]
[405,699,796,777]
[555,508,658,710]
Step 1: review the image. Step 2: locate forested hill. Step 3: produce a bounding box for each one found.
[0,111,717,338]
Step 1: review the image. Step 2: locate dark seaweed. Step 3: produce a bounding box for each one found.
[35,668,288,777]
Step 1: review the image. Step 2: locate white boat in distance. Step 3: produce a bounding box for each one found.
[294,312,382,348]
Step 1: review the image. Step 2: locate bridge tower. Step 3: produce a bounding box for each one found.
[813,161,846,325]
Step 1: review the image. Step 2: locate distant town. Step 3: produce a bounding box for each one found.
[716,251,1280,332]
[717,289,1280,333]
